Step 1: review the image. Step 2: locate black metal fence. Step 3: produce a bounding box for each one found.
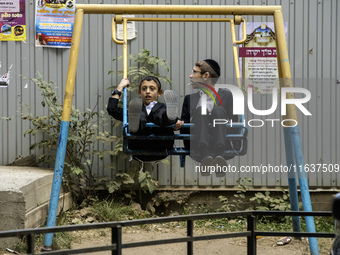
[0,210,335,255]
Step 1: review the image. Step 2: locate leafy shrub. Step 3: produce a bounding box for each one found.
[21,73,118,200]
[108,48,171,92]
[18,49,171,200]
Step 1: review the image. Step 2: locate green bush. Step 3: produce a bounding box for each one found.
[21,72,118,200]
[18,49,171,200]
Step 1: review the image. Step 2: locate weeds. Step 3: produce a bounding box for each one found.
[12,48,171,200]
[88,199,137,222]
[10,212,74,254]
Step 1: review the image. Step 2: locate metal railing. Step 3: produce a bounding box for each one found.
[0,210,334,255]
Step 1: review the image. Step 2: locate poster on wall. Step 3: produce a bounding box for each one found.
[35,0,75,48]
[0,0,26,41]
[0,62,12,88]
[116,15,137,40]
[0,71,10,87]
[239,22,288,94]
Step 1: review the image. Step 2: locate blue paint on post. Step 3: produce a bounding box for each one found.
[291,125,319,255]
[283,127,301,233]
[123,87,127,128]
[43,121,70,248]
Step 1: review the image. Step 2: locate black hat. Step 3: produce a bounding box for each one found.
[203,59,220,76]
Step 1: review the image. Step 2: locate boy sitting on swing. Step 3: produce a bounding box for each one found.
[107,76,184,162]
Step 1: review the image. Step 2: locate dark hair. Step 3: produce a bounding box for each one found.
[195,60,220,79]
[139,76,162,91]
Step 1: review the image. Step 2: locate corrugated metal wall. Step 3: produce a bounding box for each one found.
[1,0,339,189]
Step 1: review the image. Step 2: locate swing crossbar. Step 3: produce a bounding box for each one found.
[76,4,281,15]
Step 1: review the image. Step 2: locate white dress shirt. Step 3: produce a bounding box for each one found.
[196,89,218,113]
[145,101,157,115]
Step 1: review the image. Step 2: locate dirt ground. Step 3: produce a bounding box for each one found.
[70,226,333,255]
[0,226,333,255]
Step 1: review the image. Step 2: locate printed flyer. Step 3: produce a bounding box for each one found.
[35,0,75,48]
[0,0,26,41]
[0,62,11,87]
[239,22,288,94]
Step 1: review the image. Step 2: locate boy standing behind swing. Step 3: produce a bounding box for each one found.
[107,76,183,162]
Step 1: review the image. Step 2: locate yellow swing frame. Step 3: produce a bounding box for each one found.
[45,5,319,255]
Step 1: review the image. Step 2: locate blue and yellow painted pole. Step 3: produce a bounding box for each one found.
[283,128,302,233]
[276,17,301,235]
[43,8,84,250]
[275,10,319,255]
[122,18,128,127]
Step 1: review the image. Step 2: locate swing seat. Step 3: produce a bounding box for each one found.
[122,117,248,167]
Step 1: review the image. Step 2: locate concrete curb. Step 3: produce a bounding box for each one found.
[0,166,74,248]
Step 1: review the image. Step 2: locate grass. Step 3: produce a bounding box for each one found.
[10,227,74,254]
[88,199,138,222]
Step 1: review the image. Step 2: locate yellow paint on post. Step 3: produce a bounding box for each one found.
[230,20,242,89]
[61,9,84,122]
[274,10,298,126]
[123,18,128,78]
[112,17,124,45]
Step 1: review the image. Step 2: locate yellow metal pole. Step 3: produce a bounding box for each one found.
[112,17,124,45]
[235,19,247,45]
[230,20,241,88]
[122,18,128,126]
[76,4,280,16]
[274,10,297,125]
[127,18,233,22]
[123,18,128,78]
[275,19,284,111]
[62,9,84,121]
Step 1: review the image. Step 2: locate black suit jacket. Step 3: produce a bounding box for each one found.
[180,89,237,123]
[107,98,174,161]
[107,98,175,128]
[180,89,239,150]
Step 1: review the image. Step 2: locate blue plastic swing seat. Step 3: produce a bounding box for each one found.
[122,120,248,167]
